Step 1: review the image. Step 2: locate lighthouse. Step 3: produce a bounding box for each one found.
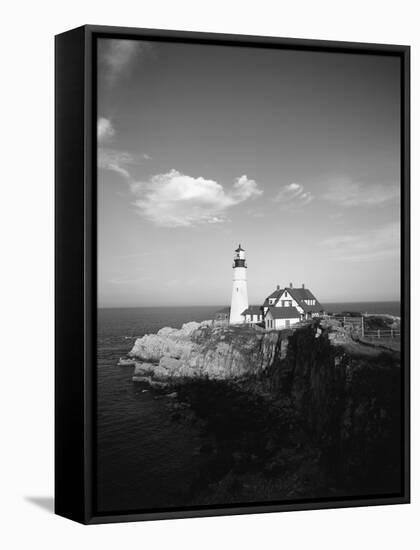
[229,244,249,324]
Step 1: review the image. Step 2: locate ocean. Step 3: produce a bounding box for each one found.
[96,302,400,513]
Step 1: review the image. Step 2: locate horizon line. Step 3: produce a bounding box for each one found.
[98,299,401,310]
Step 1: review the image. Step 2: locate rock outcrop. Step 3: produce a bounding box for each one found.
[261,325,401,494]
[129,321,286,382]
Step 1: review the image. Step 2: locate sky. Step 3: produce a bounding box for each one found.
[97,38,401,308]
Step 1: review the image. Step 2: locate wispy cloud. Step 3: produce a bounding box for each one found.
[320,222,399,262]
[98,39,153,85]
[131,170,263,227]
[97,117,151,179]
[98,148,134,179]
[274,183,313,208]
[97,117,115,142]
[323,177,398,207]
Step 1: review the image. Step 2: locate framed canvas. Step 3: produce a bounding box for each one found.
[55,25,410,524]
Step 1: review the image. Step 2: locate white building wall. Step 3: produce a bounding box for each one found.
[229,266,248,324]
[265,312,300,330]
[275,290,304,314]
[274,317,300,330]
[244,313,263,323]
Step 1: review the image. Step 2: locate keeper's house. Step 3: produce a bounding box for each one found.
[241,305,264,324]
[262,283,324,330]
[215,283,323,330]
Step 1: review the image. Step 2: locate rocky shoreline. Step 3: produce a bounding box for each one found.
[125,320,284,385]
[116,319,401,502]
[121,317,397,386]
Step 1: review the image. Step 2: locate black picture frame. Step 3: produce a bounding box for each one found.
[55,24,410,525]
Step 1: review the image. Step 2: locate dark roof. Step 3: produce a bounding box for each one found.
[281,287,324,312]
[263,288,284,306]
[266,307,301,319]
[235,244,244,252]
[241,306,264,316]
[285,287,316,301]
[299,301,324,313]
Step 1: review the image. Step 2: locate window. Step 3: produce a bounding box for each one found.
[285,320,290,328]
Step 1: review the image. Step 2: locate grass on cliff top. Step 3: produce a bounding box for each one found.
[341,339,400,358]
[193,323,264,349]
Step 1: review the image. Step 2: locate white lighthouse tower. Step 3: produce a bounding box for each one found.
[229,244,249,324]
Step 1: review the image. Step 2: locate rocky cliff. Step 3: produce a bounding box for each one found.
[126,320,402,500]
[262,326,401,495]
[129,321,286,383]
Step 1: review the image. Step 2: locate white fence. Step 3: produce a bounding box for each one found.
[363,329,400,339]
[325,315,400,340]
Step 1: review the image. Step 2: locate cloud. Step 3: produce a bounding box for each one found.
[131,170,263,227]
[97,117,115,142]
[98,148,133,179]
[98,39,153,85]
[96,120,261,227]
[232,175,262,202]
[97,118,151,178]
[323,177,399,207]
[274,183,313,208]
[320,222,400,262]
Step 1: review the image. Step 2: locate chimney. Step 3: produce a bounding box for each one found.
[289,282,293,288]
[276,284,280,290]
[302,283,305,289]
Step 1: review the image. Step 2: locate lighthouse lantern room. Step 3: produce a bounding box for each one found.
[229,244,249,324]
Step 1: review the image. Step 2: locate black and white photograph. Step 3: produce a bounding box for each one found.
[96,34,406,514]
[3,0,419,545]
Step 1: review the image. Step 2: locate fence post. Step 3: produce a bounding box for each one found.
[377,329,380,339]
[361,316,364,338]
[343,316,346,324]
[391,329,393,338]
